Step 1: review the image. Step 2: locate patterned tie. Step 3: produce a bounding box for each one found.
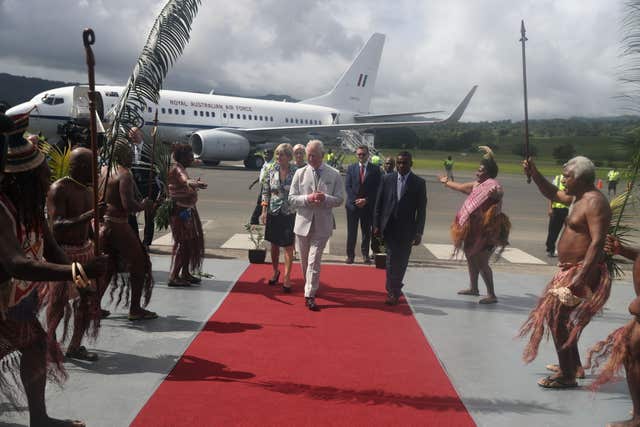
[359,164,365,184]
[313,168,320,191]
[398,174,405,201]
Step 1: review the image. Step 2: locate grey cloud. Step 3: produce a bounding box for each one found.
[0,0,627,120]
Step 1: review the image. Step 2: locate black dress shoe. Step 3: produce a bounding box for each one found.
[345,257,354,264]
[362,256,372,265]
[307,297,319,311]
[384,294,399,306]
[268,270,280,285]
[283,285,292,293]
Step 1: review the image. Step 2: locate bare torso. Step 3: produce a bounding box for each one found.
[556,190,610,264]
[47,178,93,245]
[101,165,140,218]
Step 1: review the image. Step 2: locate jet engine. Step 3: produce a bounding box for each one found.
[190,129,251,162]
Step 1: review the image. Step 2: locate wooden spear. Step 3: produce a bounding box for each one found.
[520,20,532,183]
[83,28,101,255]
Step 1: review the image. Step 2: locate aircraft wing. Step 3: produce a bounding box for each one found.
[353,110,444,122]
[223,86,477,141]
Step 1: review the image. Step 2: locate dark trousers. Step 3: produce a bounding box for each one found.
[384,224,413,297]
[128,209,156,246]
[545,207,568,253]
[346,207,372,259]
[250,188,262,225]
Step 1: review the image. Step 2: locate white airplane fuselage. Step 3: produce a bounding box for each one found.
[6,33,477,169]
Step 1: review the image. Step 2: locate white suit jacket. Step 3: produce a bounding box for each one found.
[289,164,344,239]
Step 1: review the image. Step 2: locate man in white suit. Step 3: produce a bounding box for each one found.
[289,140,344,311]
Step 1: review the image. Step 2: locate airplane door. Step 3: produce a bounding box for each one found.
[71,86,105,123]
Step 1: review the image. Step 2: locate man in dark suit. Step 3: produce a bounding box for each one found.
[345,145,382,264]
[373,151,427,305]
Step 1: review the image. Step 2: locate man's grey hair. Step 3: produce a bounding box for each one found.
[563,156,595,184]
[306,139,325,154]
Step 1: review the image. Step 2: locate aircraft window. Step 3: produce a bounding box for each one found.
[168,108,172,114]
[230,113,234,119]
[42,96,54,105]
[212,112,215,117]
[271,117,274,122]
[253,115,257,120]
[295,119,299,124]
[194,110,198,116]
[161,108,165,114]
[248,115,251,120]
[206,111,210,117]
[200,111,204,117]
[285,118,288,123]
[181,109,185,115]
[52,98,64,105]
[223,112,227,118]
[259,115,263,121]
[243,114,246,120]
[148,107,152,113]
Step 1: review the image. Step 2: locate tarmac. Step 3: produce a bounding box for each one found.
[0,255,635,427]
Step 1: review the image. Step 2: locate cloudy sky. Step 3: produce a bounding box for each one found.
[0,0,627,121]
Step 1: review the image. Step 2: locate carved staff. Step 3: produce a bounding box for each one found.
[520,20,532,183]
[83,28,101,255]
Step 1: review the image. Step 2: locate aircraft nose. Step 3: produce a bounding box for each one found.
[5,101,36,118]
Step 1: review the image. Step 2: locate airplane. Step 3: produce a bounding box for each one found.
[6,33,477,170]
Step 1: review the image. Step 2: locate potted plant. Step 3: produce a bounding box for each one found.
[373,236,387,269]
[244,223,266,264]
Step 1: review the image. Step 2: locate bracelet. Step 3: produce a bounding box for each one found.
[76,262,89,284]
[71,262,90,288]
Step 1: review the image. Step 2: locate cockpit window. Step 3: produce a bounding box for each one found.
[41,94,64,105]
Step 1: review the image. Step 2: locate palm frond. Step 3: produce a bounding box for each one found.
[41,141,72,181]
[103,0,200,163]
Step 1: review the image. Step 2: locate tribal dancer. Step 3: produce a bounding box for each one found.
[0,114,106,427]
[439,146,510,304]
[41,147,101,361]
[520,156,611,388]
[586,236,640,427]
[167,143,206,287]
[100,142,157,320]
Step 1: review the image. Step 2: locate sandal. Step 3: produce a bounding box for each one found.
[268,270,280,286]
[168,278,191,287]
[182,274,202,284]
[66,346,99,362]
[128,309,158,321]
[537,375,578,389]
[546,364,585,379]
[457,288,480,296]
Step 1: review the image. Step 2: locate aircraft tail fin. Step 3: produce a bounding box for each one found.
[301,33,385,114]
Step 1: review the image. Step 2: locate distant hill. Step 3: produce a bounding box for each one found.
[0,73,298,108]
[0,73,79,107]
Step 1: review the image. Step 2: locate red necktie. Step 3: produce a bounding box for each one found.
[359,164,365,184]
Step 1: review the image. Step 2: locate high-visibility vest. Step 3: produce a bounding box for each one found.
[444,159,454,169]
[552,175,569,209]
[607,170,620,182]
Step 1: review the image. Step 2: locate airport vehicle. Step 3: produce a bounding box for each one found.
[6,33,476,169]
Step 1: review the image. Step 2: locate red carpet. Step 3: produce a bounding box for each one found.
[132,264,474,426]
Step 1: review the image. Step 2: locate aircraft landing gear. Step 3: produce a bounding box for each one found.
[244,155,264,170]
[204,160,220,166]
